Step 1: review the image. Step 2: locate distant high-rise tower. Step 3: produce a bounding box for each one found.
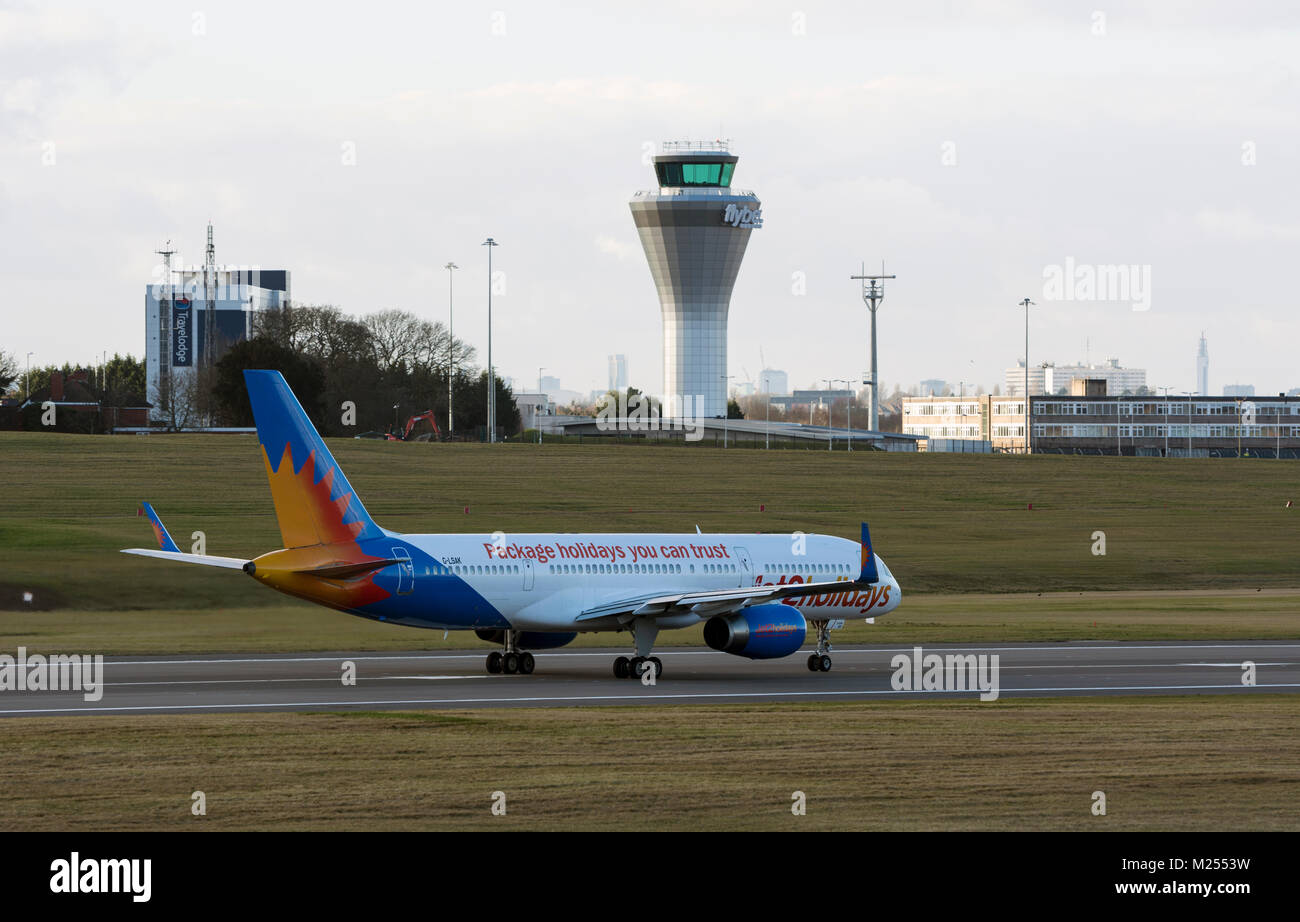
[608,354,628,393]
[1196,333,1209,396]
[630,142,761,418]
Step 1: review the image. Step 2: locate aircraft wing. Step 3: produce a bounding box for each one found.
[576,522,880,623]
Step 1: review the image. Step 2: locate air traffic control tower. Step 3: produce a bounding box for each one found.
[630,142,761,419]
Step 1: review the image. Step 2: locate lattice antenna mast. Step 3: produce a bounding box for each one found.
[850,262,896,431]
[203,222,217,371]
[155,241,177,398]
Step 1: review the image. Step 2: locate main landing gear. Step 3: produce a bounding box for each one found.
[612,618,663,680]
[486,630,535,675]
[806,620,833,673]
[613,655,662,680]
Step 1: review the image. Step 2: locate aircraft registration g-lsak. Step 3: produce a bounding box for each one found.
[124,370,901,679]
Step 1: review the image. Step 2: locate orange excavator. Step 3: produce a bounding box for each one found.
[387,410,442,442]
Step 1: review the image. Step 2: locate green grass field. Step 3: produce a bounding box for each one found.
[2,432,1298,831]
[2,697,1296,831]
[2,431,1297,651]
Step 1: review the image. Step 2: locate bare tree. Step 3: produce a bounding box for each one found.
[0,350,18,395]
[152,370,201,430]
[255,304,475,373]
[365,309,423,371]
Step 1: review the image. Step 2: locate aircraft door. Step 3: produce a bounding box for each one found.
[522,558,535,591]
[733,546,754,586]
[391,547,414,595]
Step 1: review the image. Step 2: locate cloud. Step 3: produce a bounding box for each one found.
[595,234,640,261]
[1193,209,1300,243]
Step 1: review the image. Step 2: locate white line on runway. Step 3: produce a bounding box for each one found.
[2,683,1298,715]
[1008,662,1296,669]
[99,675,489,688]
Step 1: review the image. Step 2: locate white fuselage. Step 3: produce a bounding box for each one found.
[388,531,901,632]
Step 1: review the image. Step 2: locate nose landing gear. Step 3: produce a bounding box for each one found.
[807,620,833,672]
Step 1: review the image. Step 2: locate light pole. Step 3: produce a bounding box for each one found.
[25,352,33,403]
[1236,396,1243,459]
[958,380,967,442]
[445,262,458,434]
[834,379,853,450]
[763,373,771,450]
[537,367,546,444]
[720,374,734,447]
[822,380,834,451]
[1158,386,1172,457]
[1018,298,1034,454]
[482,238,499,442]
[1278,393,1286,460]
[1116,396,1122,457]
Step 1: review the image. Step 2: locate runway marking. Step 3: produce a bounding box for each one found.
[1008,662,1296,669]
[99,676,487,688]
[98,643,1300,667]
[2,683,1298,715]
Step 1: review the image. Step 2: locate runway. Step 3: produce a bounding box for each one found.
[2,640,1299,716]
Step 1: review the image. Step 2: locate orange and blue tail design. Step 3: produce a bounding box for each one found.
[243,370,385,550]
[243,370,393,613]
[141,502,180,552]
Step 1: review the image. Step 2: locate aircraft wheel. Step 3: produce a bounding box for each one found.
[518,651,535,675]
[613,656,630,679]
[807,654,820,672]
[649,656,663,679]
[502,652,520,675]
[487,651,503,674]
[629,656,647,678]
[818,654,832,673]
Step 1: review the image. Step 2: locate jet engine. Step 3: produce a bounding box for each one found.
[702,605,807,659]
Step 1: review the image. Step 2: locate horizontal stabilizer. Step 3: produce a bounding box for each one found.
[121,548,249,569]
[298,559,407,580]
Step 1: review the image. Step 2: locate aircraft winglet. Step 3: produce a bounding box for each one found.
[140,502,181,553]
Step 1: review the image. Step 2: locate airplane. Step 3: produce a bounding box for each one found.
[123,370,902,678]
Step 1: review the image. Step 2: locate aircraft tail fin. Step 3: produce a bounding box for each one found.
[243,369,384,549]
[139,502,181,553]
[858,522,879,584]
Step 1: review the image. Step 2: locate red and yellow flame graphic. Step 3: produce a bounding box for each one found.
[249,442,391,611]
[264,442,366,548]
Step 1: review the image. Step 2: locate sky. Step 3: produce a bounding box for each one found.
[3,0,1299,398]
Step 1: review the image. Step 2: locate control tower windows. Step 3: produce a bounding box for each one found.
[654,160,735,187]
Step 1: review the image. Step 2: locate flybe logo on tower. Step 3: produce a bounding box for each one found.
[722,203,763,229]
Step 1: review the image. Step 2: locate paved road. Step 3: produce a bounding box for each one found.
[2,641,1297,716]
